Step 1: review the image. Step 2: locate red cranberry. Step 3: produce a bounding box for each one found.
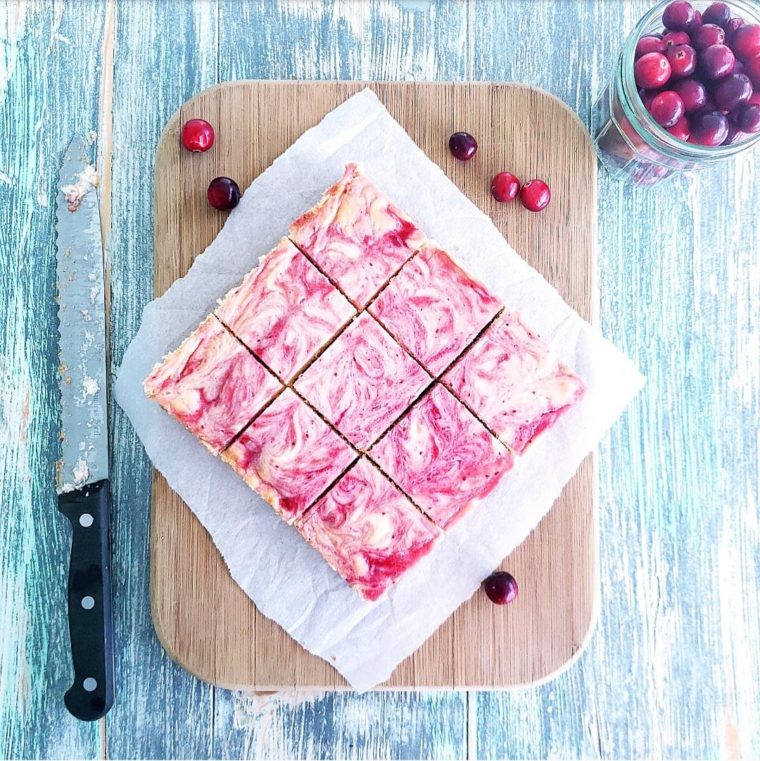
[636,35,667,58]
[672,78,708,112]
[692,23,725,50]
[731,24,760,62]
[722,125,742,144]
[749,92,760,106]
[702,2,731,29]
[207,176,241,210]
[732,60,745,75]
[663,30,691,47]
[701,44,735,79]
[490,172,520,203]
[666,44,697,76]
[180,118,215,152]
[686,9,703,33]
[663,1,696,32]
[519,179,551,212]
[449,131,478,161]
[689,110,730,144]
[667,115,691,141]
[482,571,518,605]
[649,90,685,127]
[745,55,760,87]
[713,73,753,111]
[726,17,745,43]
[730,102,760,133]
[635,52,672,88]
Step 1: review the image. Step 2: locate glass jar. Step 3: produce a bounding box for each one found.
[592,0,760,186]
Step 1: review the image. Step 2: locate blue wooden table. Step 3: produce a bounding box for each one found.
[2,1,759,758]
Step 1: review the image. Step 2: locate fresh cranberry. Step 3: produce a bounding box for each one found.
[701,44,735,79]
[667,115,691,141]
[692,23,725,50]
[449,131,478,161]
[635,52,672,88]
[649,90,685,127]
[519,179,551,212]
[672,77,708,112]
[482,571,518,605]
[180,118,215,152]
[636,35,667,58]
[662,30,691,47]
[207,176,241,210]
[732,60,745,75]
[730,102,760,132]
[663,1,696,32]
[686,10,703,33]
[726,17,745,43]
[713,73,753,111]
[745,55,760,87]
[666,44,697,76]
[722,125,742,144]
[731,24,760,62]
[749,92,760,106]
[490,172,520,203]
[702,2,732,29]
[689,110,730,144]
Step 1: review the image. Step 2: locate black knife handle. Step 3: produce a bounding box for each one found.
[57,479,114,721]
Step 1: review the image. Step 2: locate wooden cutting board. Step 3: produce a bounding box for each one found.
[151,81,597,690]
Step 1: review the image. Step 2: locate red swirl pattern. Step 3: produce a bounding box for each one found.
[289,163,426,308]
[296,458,442,601]
[143,315,282,453]
[370,242,502,375]
[294,313,431,450]
[370,384,514,528]
[215,238,355,382]
[443,312,585,453]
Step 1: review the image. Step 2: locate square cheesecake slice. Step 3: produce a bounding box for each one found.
[442,311,585,454]
[369,241,503,375]
[294,313,431,451]
[143,315,282,454]
[221,388,358,523]
[370,384,514,529]
[295,458,442,602]
[215,237,355,383]
[288,163,426,308]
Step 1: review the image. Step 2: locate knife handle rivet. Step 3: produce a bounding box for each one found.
[79,513,94,528]
[83,678,97,692]
[81,596,95,610]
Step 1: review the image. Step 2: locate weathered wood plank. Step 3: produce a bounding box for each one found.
[104,1,219,757]
[472,1,760,759]
[0,2,109,757]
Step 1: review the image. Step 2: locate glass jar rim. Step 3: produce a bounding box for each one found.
[619,0,760,161]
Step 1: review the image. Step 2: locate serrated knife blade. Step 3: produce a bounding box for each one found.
[55,133,114,722]
[56,133,109,493]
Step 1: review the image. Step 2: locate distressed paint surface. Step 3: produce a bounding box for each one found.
[1,1,758,760]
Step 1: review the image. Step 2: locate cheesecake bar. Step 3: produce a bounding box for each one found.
[370,384,514,529]
[143,315,282,453]
[369,241,503,375]
[215,238,355,382]
[294,313,431,450]
[289,163,426,308]
[221,388,358,523]
[296,458,442,601]
[443,311,585,453]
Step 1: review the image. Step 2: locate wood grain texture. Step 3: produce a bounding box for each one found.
[2,0,759,759]
[0,2,106,758]
[151,80,597,691]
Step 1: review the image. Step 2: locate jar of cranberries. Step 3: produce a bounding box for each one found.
[592,0,760,185]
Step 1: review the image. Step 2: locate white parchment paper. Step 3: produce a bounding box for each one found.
[114,88,644,691]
